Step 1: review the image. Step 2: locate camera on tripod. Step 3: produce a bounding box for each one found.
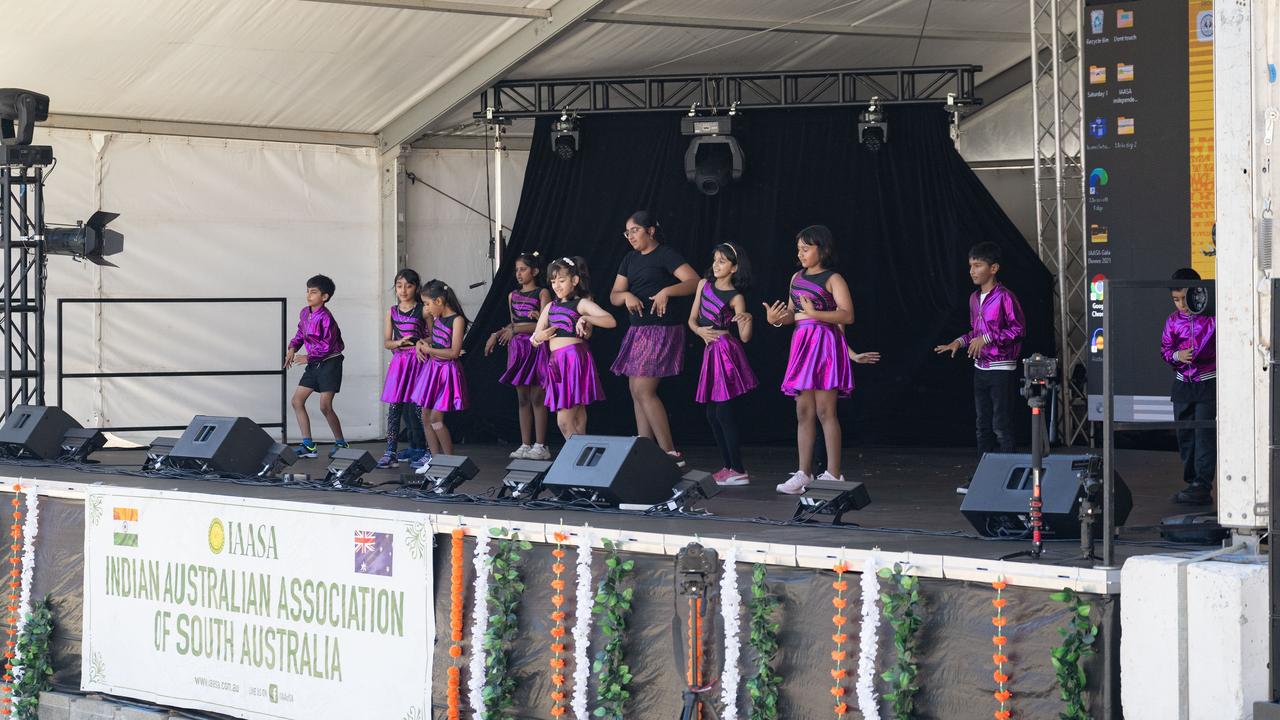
[1020,353,1058,406]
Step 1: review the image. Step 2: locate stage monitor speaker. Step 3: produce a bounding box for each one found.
[168,415,274,476]
[960,453,1132,539]
[0,405,80,460]
[543,435,681,506]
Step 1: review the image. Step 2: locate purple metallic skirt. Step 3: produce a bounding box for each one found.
[695,334,758,403]
[499,333,548,387]
[781,320,854,398]
[411,356,469,411]
[544,343,605,412]
[610,324,685,378]
[381,349,425,403]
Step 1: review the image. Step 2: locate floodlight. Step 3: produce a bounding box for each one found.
[681,115,745,196]
[551,113,579,159]
[500,458,553,500]
[46,211,124,266]
[326,448,377,488]
[793,478,871,525]
[0,89,49,147]
[858,97,887,152]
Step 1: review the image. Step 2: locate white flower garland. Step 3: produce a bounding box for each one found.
[855,553,882,720]
[718,544,741,720]
[467,532,493,718]
[13,487,38,686]
[570,531,594,720]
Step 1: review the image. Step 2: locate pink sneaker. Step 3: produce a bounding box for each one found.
[711,468,733,483]
[718,470,749,486]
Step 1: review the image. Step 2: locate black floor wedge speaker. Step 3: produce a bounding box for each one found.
[0,405,80,460]
[960,453,1132,538]
[543,435,681,506]
[167,415,274,476]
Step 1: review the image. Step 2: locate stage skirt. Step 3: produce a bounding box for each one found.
[499,333,549,387]
[381,348,425,403]
[545,343,605,412]
[610,324,685,378]
[695,334,758,403]
[411,356,469,411]
[781,319,854,398]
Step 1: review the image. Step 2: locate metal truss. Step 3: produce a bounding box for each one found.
[476,64,983,118]
[1030,0,1089,445]
[1,165,47,419]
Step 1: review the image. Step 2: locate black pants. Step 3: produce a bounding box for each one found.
[385,402,424,453]
[1172,379,1216,487]
[974,369,1017,453]
[705,399,744,472]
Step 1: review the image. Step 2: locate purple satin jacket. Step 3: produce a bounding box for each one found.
[958,284,1025,370]
[288,305,344,362]
[1161,311,1216,382]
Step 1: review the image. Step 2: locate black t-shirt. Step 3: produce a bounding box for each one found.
[617,244,688,326]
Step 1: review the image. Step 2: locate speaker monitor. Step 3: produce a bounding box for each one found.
[960,453,1132,539]
[0,405,80,460]
[168,415,274,476]
[543,435,682,506]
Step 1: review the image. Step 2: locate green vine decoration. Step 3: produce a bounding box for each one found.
[481,527,531,719]
[1049,588,1098,720]
[745,563,781,720]
[13,596,53,720]
[405,522,430,560]
[878,563,923,720]
[591,538,635,720]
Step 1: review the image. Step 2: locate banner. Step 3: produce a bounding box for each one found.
[82,488,433,720]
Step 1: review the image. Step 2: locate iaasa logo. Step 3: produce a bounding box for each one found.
[208,518,226,554]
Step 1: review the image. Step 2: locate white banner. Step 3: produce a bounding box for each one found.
[82,487,433,720]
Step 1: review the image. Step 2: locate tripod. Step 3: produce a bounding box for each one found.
[1001,354,1057,561]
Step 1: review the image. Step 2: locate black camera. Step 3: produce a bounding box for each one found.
[1022,353,1058,382]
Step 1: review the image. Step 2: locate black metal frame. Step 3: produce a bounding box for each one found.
[476,65,982,118]
[55,297,289,439]
[1,165,47,417]
[1101,279,1217,567]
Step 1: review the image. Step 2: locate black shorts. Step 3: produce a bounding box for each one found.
[299,355,344,394]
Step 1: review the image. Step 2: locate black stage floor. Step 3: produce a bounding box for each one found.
[6,442,1212,569]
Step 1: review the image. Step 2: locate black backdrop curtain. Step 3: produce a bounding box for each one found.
[455,105,1053,448]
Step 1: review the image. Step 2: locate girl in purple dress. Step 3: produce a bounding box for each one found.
[532,257,615,439]
[377,269,428,468]
[412,280,469,461]
[485,252,553,460]
[763,225,855,494]
[688,243,757,486]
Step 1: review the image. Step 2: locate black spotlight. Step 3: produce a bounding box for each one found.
[551,113,579,160]
[793,478,871,525]
[259,442,298,478]
[858,97,888,152]
[0,89,52,167]
[416,454,479,494]
[143,437,180,471]
[46,211,124,267]
[59,427,106,463]
[656,469,721,512]
[326,448,377,488]
[500,458,553,500]
[682,114,744,196]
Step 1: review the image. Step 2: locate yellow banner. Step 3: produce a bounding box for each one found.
[1189,0,1215,276]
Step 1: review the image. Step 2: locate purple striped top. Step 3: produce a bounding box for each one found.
[548,299,582,339]
[696,283,739,329]
[390,303,425,342]
[509,289,543,324]
[430,315,458,350]
[789,270,837,313]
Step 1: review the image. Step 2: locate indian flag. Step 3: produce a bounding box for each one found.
[113,507,138,547]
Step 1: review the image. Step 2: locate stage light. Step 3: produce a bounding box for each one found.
[143,437,180,471]
[793,478,871,525]
[858,97,887,152]
[0,89,49,147]
[500,458,553,500]
[59,427,105,463]
[419,454,478,494]
[655,469,721,512]
[681,115,744,196]
[326,448,376,488]
[46,211,124,267]
[259,442,298,477]
[551,113,579,160]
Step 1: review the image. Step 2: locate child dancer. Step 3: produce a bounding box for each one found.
[485,252,553,460]
[1162,268,1216,505]
[688,242,757,486]
[377,269,427,468]
[411,280,469,471]
[532,257,614,439]
[284,274,347,458]
[763,225,855,494]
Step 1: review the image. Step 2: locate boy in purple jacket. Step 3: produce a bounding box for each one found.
[1162,268,1216,505]
[935,242,1026,474]
[284,274,347,458]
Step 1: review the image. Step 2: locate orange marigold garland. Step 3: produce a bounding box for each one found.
[446,528,466,720]
[548,531,570,718]
[991,577,1011,720]
[830,562,850,718]
[2,484,22,717]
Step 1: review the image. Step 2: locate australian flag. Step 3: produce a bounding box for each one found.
[354,530,394,576]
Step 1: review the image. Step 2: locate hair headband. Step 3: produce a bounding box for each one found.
[560,257,576,267]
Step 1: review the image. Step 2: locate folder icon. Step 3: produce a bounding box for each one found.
[1117,63,1134,82]
[1090,225,1109,244]
[1116,9,1134,28]
[1090,65,1107,84]
[1117,116,1135,135]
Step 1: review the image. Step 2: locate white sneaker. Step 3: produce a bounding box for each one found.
[816,471,845,483]
[775,471,813,495]
[509,444,531,459]
[414,460,433,475]
[525,444,552,460]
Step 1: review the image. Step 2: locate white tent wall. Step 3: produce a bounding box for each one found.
[37,128,383,443]
[958,86,1038,243]
[404,148,529,318]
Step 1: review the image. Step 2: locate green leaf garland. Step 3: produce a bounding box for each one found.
[745,563,782,720]
[480,527,531,719]
[1049,588,1098,720]
[591,538,635,720]
[878,563,923,720]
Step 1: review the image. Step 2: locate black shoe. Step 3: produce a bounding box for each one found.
[1172,484,1213,505]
